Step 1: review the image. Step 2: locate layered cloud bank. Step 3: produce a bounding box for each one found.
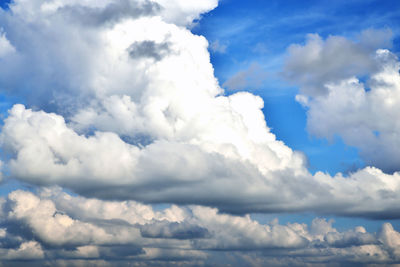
[0,0,400,265]
[1,189,400,266]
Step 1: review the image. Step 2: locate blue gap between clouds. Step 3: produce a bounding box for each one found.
[0,0,11,10]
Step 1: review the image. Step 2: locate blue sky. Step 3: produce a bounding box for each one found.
[1,0,400,265]
[0,0,8,9]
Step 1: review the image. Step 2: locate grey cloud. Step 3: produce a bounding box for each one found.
[128,41,171,61]
[324,230,377,248]
[140,221,209,239]
[59,0,161,26]
[96,245,145,259]
[283,29,393,96]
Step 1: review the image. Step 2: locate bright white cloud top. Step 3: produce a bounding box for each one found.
[0,0,399,266]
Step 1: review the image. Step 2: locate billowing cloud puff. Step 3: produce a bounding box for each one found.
[286,31,400,172]
[1,189,400,266]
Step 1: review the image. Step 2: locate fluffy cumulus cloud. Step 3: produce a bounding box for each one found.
[4,103,400,218]
[0,0,400,265]
[285,30,400,173]
[0,188,399,266]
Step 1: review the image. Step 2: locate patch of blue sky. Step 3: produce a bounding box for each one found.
[260,90,365,176]
[0,94,24,123]
[0,0,11,10]
[0,178,36,196]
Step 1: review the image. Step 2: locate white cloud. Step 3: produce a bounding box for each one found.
[154,0,218,27]
[0,0,218,114]
[286,31,400,172]
[3,104,400,218]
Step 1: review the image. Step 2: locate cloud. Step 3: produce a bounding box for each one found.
[223,63,269,91]
[283,29,392,96]
[0,241,44,260]
[54,0,161,26]
[0,0,218,114]
[128,40,171,61]
[140,221,209,239]
[0,1,400,218]
[0,1,400,265]
[209,40,227,53]
[285,31,400,172]
[0,189,400,265]
[154,0,218,27]
[0,29,15,58]
[4,104,400,218]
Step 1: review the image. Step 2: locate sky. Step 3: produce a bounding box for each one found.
[0,0,400,266]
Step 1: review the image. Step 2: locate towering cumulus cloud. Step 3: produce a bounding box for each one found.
[0,0,399,265]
